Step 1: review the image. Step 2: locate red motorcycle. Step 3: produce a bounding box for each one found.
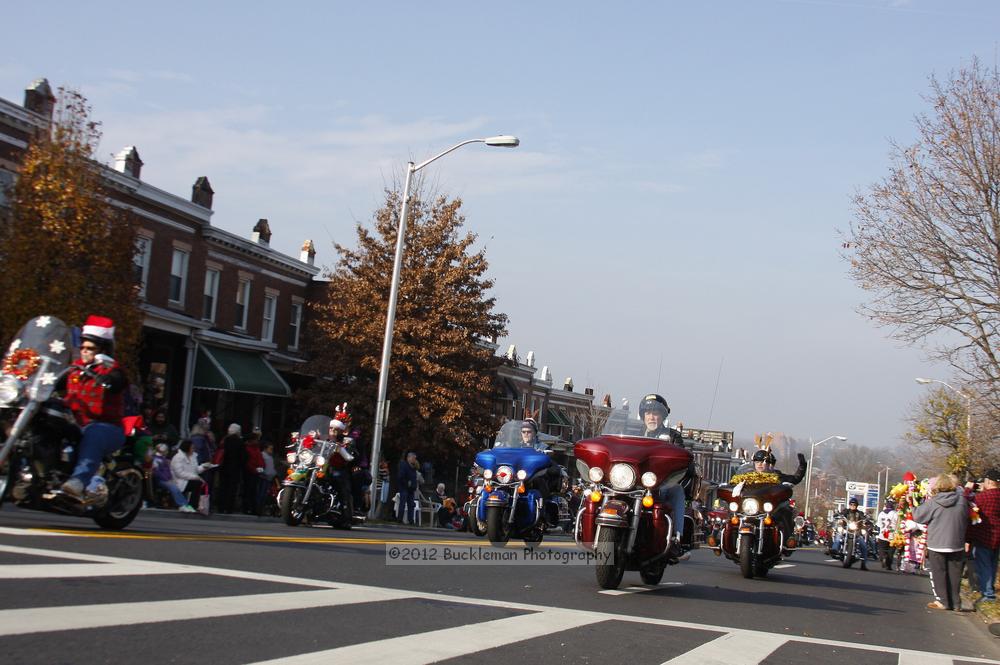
[574,430,695,589]
[716,481,792,578]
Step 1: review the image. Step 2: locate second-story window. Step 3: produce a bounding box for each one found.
[289,301,302,350]
[235,278,251,330]
[133,236,152,298]
[261,294,276,342]
[169,248,189,305]
[203,269,220,322]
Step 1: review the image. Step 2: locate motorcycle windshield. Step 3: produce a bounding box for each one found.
[299,415,333,440]
[599,397,657,439]
[493,419,557,450]
[2,316,74,403]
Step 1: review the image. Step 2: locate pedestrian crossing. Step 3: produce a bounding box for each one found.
[0,538,996,665]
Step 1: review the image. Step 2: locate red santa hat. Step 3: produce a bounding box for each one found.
[81,315,115,343]
[902,471,916,483]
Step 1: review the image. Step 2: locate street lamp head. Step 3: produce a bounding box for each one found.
[915,377,933,384]
[835,436,847,441]
[483,135,520,147]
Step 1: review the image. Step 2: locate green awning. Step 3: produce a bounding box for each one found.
[547,408,572,428]
[193,345,291,397]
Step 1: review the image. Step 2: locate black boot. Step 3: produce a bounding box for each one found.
[861,560,868,570]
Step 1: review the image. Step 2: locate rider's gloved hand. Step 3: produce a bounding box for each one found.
[93,353,115,368]
[797,453,807,465]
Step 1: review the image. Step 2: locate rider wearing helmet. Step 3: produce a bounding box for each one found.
[749,444,808,551]
[59,315,127,499]
[843,496,870,569]
[638,393,689,561]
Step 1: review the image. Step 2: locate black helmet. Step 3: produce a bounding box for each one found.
[638,393,670,419]
[752,449,776,464]
[848,497,859,506]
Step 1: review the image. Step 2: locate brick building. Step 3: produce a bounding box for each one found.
[0,79,320,440]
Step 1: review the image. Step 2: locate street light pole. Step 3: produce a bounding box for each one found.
[803,434,847,521]
[368,135,519,520]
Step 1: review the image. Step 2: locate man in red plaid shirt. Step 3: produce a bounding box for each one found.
[968,468,1000,605]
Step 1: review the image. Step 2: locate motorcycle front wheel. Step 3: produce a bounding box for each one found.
[640,560,666,585]
[595,527,626,589]
[280,486,305,526]
[739,533,755,579]
[486,505,510,547]
[92,468,144,530]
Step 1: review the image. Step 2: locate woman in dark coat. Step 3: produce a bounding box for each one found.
[218,423,247,514]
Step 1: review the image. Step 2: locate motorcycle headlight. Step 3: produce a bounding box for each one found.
[286,452,296,464]
[315,455,326,467]
[640,471,657,488]
[763,501,774,513]
[741,498,760,515]
[516,469,527,480]
[848,521,858,531]
[483,469,493,480]
[609,463,636,490]
[861,529,867,535]
[729,501,739,512]
[496,465,514,483]
[586,467,603,483]
[0,375,21,405]
[299,450,314,465]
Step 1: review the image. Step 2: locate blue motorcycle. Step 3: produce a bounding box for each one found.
[475,420,566,548]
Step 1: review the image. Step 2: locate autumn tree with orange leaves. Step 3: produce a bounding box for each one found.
[301,187,508,467]
[0,88,141,369]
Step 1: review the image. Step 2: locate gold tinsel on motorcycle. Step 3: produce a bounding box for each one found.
[729,471,780,486]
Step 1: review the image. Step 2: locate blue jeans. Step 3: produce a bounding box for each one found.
[974,545,998,599]
[657,484,686,540]
[71,422,125,483]
[156,478,188,508]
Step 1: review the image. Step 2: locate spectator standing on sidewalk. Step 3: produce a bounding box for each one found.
[912,474,969,611]
[877,500,899,570]
[257,442,277,514]
[967,469,1000,606]
[397,452,418,524]
[244,432,265,515]
[149,409,180,451]
[218,424,246,514]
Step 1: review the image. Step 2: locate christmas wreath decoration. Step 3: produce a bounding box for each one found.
[3,348,41,380]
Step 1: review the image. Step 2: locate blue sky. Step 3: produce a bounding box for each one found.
[3,1,996,454]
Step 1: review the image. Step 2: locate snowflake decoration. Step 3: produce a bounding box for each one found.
[8,339,21,353]
[49,340,66,355]
[35,316,51,329]
[40,372,56,386]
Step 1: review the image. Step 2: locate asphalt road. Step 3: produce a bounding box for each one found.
[0,505,998,664]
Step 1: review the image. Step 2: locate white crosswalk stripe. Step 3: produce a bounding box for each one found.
[0,542,996,665]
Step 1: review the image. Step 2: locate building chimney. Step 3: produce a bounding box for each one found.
[299,239,316,265]
[24,78,55,118]
[192,177,214,209]
[113,146,143,179]
[525,351,535,368]
[252,218,272,246]
[540,366,551,382]
[563,377,574,392]
[505,344,517,362]
[584,387,594,396]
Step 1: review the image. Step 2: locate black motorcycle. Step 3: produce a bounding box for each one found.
[836,516,873,568]
[279,415,357,529]
[0,316,144,530]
